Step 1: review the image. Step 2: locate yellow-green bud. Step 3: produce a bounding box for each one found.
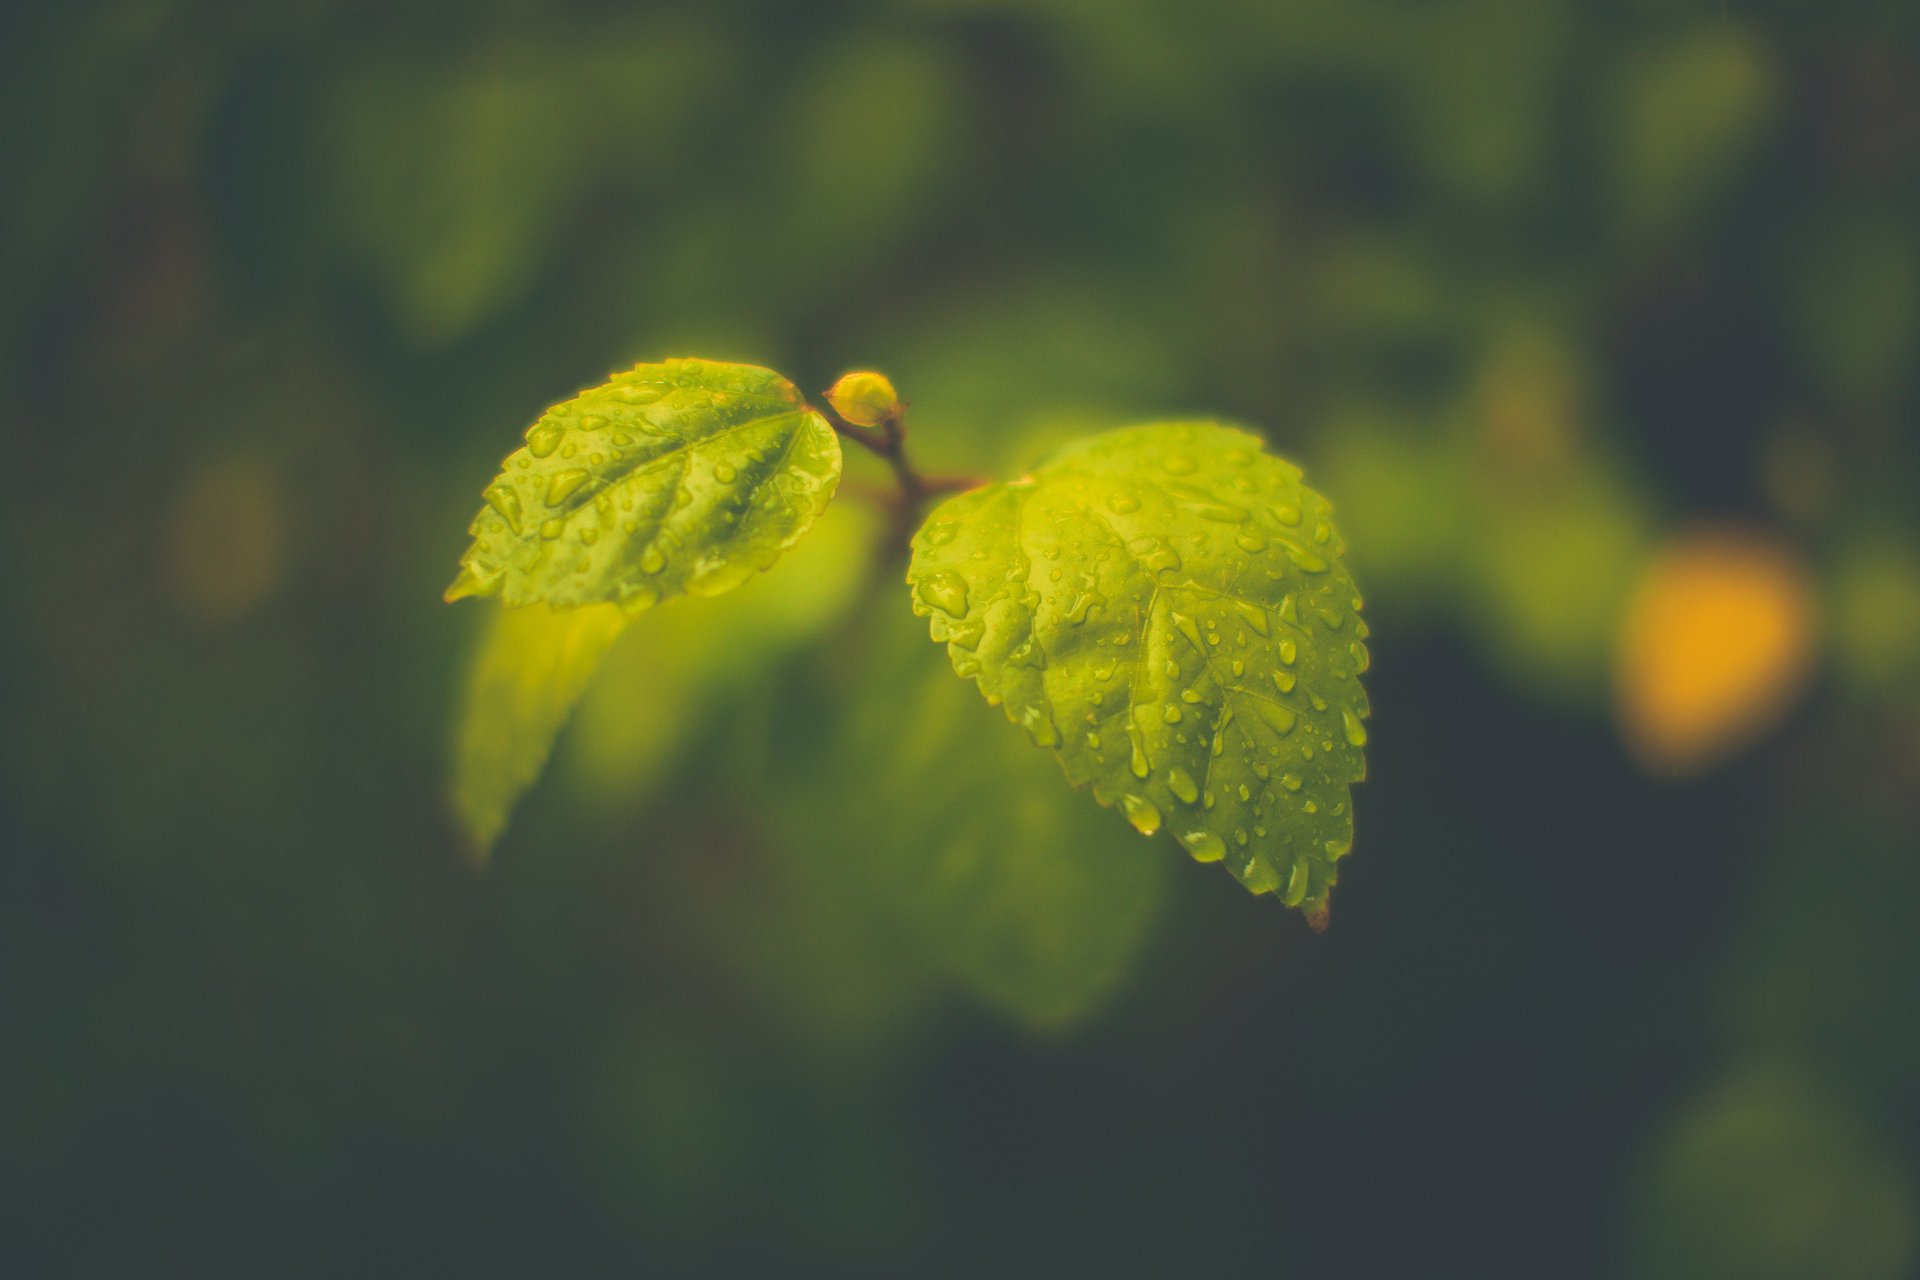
[825,370,902,427]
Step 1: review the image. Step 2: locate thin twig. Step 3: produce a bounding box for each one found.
[823,403,984,555]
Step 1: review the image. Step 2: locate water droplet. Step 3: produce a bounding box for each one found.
[1272,668,1296,694]
[1283,860,1311,906]
[1270,502,1302,527]
[1163,454,1197,475]
[1122,794,1162,835]
[538,517,566,540]
[1280,773,1302,791]
[714,461,738,483]
[1236,532,1267,553]
[1234,600,1269,636]
[1143,542,1182,575]
[914,571,969,618]
[1187,498,1247,522]
[483,484,523,533]
[1129,735,1152,779]
[1342,709,1368,747]
[526,423,564,458]
[1237,783,1251,802]
[1162,704,1183,725]
[1086,732,1101,751]
[1185,830,1227,862]
[639,545,666,574]
[922,520,957,546]
[1242,858,1280,895]
[1279,640,1297,665]
[1168,767,1200,805]
[1286,545,1329,573]
[544,470,589,506]
[1107,491,1141,514]
[1256,700,1297,735]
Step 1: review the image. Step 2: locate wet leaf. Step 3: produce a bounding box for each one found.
[908,422,1369,922]
[446,359,840,612]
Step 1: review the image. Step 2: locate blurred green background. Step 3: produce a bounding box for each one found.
[5,0,1920,1274]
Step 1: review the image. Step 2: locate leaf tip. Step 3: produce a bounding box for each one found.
[443,562,500,604]
[1305,900,1332,933]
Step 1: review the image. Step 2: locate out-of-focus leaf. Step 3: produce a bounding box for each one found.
[321,52,588,344]
[1605,25,1766,242]
[445,359,840,612]
[1402,0,1571,207]
[1469,460,1652,700]
[451,602,629,856]
[1614,528,1815,773]
[1786,210,1920,408]
[1314,404,1473,612]
[1631,1067,1918,1280]
[772,35,967,287]
[909,423,1369,921]
[1607,25,1775,240]
[564,500,879,807]
[784,598,1167,1029]
[1832,528,1920,697]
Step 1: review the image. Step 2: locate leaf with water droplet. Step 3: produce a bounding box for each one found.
[450,501,879,860]
[908,422,1370,922]
[446,359,840,612]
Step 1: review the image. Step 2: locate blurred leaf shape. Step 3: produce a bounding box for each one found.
[909,423,1369,921]
[564,500,878,808]
[454,496,879,859]
[1786,209,1920,408]
[164,453,286,627]
[446,359,840,611]
[321,50,589,344]
[1401,0,1571,208]
[1832,527,1920,697]
[773,34,969,287]
[1315,406,1474,613]
[318,28,721,343]
[452,601,628,857]
[1614,528,1815,773]
[785,599,1167,1029]
[1608,25,1775,241]
[1631,1067,1917,1280]
[1470,456,1652,701]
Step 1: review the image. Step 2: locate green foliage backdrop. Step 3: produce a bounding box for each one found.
[3,0,1918,1275]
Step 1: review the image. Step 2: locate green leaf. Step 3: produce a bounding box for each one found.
[451,601,629,857]
[565,500,880,806]
[453,501,881,860]
[779,598,1167,1029]
[445,359,840,612]
[908,422,1369,922]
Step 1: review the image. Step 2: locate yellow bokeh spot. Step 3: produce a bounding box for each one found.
[1615,528,1816,774]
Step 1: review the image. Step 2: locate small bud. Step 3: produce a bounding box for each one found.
[825,370,902,428]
